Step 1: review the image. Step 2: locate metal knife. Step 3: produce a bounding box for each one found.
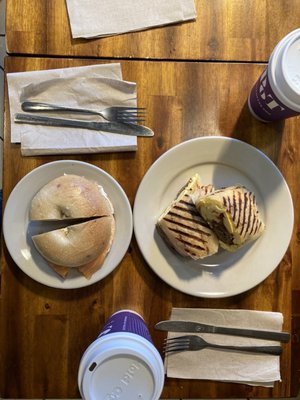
[155,320,290,342]
[14,113,154,137]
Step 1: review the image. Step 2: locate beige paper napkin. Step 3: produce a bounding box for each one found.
[66,0,197,38]
[165,308,283,387]
[7,63,138,155]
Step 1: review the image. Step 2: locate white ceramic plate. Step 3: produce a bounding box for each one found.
[3,160,133,289]
[133,137,294,298]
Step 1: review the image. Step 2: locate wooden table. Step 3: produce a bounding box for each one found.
[6,0,300,61]
[1,56,300,399]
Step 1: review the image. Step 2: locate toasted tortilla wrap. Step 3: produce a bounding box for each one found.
[195,185,265,251]
[157,174,219,260]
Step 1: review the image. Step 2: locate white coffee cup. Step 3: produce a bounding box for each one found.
[248,29,300,122]
[78,310,165,400]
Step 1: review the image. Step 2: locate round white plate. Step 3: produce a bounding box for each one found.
[133,137,294,298]
[3,160,133,289]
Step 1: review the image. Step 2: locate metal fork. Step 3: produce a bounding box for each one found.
[164,335,282,355]
[21,101,146,123]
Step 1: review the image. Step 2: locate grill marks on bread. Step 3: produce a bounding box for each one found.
[162,195,215,257]
[195,185,265,252]
[221,186,264,239]
[158,177,265,259]
[157,175,219,259]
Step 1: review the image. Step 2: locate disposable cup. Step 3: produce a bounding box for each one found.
[248,29,300,122]
[78,310,165,400]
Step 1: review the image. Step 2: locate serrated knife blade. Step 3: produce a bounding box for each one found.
[155,320,290,342]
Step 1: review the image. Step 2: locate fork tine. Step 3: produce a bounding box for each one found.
[115,107,146,110]
[116,118,146,124]
[117,113,146,119]
[118,116,144,121]
[117,109,146,114]
[164,335,191,342]
[117,108,146,115]
[108,106,147,124]
[164,343,190,353]
[118,115,146,119]
[117,114,146,119]
[164,344,189,352]
[163,336,191,354]
[164,346,189,354]
[116,114,146,123]
[117,109,146,113]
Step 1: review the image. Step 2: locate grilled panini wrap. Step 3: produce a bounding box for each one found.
[157,174,219,259]
[195,185,265,251]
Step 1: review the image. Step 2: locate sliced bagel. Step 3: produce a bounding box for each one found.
[32,216,115,268]
[30,174,113,221]
[48,232,114,279]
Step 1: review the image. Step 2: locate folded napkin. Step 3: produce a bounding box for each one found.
[7,63,138,155]
[165,308,283,387]
[66,0,197,38]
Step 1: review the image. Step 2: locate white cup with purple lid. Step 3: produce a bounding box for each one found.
[78,310,165,400]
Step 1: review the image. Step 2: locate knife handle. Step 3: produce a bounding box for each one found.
[15,113,94,130]
[215,326,290,343]
[211,343,282,355]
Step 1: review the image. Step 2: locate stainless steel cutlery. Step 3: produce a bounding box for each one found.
[21,101,146,123]
[155,320,290,342]
[14,113,154,137]
[164,335,282,355]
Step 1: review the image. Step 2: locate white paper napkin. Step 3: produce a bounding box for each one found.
[7,63,138,155]
[66,0,197,38]
[165,308,283,387]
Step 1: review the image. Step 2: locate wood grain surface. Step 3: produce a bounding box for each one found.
[5,0,300,61]
[1,57,299,398]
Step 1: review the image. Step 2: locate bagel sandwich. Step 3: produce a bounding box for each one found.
[32,216,115,279]
[30,174,113,221]
[29,174,115,279]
